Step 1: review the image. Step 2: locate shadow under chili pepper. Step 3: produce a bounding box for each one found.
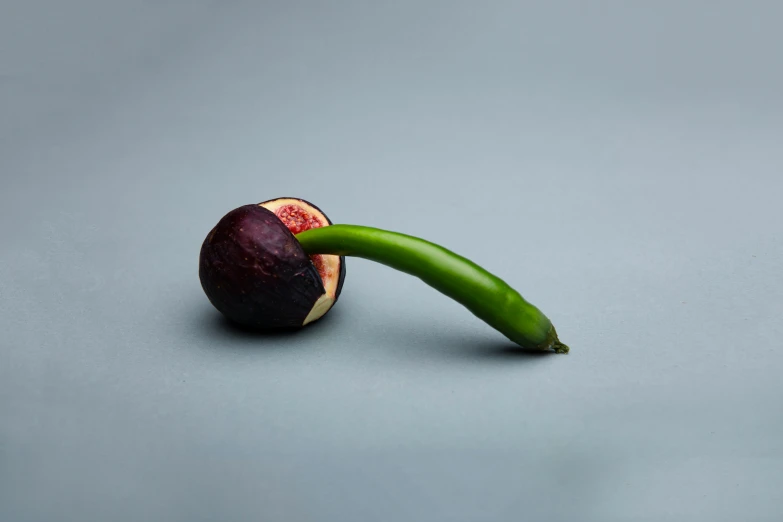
[413,340,558,364]
[476,344,559,359]
[372,324,561,365]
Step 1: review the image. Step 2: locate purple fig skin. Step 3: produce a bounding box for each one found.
[199,204,327,328]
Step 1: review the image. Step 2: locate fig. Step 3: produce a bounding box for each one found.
[199,198,346,329]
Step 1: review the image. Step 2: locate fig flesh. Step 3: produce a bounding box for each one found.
[199,200,345,328]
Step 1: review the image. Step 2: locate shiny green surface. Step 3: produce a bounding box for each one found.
[296,225,568,353]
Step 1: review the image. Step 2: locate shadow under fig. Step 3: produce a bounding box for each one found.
[194,303,341,346]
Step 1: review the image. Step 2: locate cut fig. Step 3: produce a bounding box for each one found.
[199,200,346,329]
[259,197,345,306]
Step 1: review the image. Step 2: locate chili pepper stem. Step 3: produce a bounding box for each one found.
[553,340,570,354]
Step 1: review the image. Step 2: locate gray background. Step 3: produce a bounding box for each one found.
[2,1,782,521]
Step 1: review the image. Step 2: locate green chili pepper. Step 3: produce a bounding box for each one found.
[295,225,569,353]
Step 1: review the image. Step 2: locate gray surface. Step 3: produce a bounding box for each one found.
[2,1,782,521]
